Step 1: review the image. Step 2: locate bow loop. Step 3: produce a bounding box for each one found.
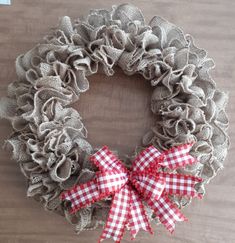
[132,145,164,173]
[90,146,126,173]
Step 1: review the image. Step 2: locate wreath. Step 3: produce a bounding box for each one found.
[0,3,229,242]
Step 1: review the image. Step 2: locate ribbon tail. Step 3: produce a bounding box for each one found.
[160,143,196,169]
[60,179,101,214]
[128,189,153,239]
[99,185,131,243]
[159,173,203,198]
[146,194,187,233]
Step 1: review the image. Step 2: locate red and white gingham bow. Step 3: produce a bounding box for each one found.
[61,143,202,243]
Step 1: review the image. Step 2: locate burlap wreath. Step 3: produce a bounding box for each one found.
[0,3,229,234]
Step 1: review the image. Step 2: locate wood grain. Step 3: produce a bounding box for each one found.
[0,1,235,243]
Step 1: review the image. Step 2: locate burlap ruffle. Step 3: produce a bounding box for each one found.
[0,4,229,233]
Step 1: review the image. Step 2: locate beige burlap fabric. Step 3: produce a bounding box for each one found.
[0,3,229,234]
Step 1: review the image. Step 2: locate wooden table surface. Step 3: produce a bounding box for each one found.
[0,1,235,243]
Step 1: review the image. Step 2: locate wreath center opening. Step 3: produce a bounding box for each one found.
[74,67,155,155]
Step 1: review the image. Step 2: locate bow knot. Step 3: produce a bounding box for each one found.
[61,143,202,243]
[131,174,166,201]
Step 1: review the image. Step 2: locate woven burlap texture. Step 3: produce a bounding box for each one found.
[0,3,229,234]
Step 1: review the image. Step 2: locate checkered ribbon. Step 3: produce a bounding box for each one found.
[61,143,202,243]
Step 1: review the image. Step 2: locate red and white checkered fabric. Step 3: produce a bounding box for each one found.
[131,174,166,200]
[160,143,196,169]
[61,179,100,214]
[96,171,128,195]
[61,143,202,243]
[146,194,187,233]
[99,185,131,243]
[128,189,153,238]
[158,172,203,198]
[90,146,126,173]
[132,145,162,172]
